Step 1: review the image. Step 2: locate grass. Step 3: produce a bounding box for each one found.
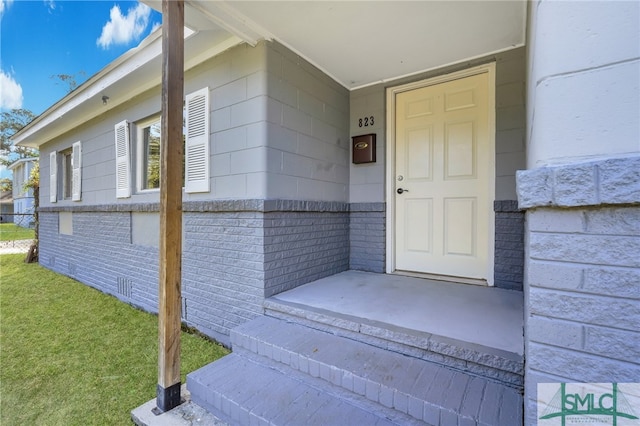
[0,254,229,425]
[0,223,35,242]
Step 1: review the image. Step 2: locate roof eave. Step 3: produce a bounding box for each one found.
[12,28,164,148]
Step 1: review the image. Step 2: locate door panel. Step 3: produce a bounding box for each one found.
[404,198,433,254]
[445,121,475,179]
[394,72,491,281]
[407,127,433,180]
[444,197,476,256]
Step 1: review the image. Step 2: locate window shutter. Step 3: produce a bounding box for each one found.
[185,87,210,193]
[49,151,57,203]
[72,141,82,201]
[115,120,131,198]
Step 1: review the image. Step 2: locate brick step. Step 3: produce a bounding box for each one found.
[227,316,522,425]
[187,351,423,426]
[264,298,524,390]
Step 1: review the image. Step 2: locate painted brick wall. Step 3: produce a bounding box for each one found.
[38,200,352,345]
[517,157,640,425]
[524,205,640,424]
[38,208,264,346]
[38,211,160,313]
[264,208,350,297]
[182,211,265,343]
[349,203,385,273]
[494,201,524,291]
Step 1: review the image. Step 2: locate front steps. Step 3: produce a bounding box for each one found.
[187,316,523,425]
[264,297,524,390]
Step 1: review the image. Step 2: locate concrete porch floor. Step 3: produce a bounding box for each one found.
[270,270,524,356]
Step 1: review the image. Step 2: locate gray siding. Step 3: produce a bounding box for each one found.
[263,42,350,202]
[39,40,350,211]
[349,47,526,203]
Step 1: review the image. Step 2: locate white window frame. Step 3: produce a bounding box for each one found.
[49,151,57,203]
[61,148,73,200]
[136,115,162,193]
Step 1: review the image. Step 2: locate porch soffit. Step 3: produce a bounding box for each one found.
[188,0,527,90]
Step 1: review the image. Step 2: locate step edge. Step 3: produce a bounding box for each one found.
[263,299,523,370]
[228,319,522,422]
[187,352,428,426]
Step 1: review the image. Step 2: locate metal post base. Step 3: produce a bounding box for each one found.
[155,382,181,413]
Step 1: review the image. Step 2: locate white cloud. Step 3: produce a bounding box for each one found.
[0,69,23,110]
[44,0,55,13]
[97,2,152,49]
[0,0,15,18]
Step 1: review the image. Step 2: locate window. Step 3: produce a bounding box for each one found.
[62,149,73,199]
[50,141,81,203]
[138,118,162,191]
[13,164,24,197]
[136,117,187,192]
[50,151,57,203]
[116,87,210,198]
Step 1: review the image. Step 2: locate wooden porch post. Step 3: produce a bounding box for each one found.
[157,0,184,413]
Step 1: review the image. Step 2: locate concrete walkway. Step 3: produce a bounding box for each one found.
[0,239,32,254]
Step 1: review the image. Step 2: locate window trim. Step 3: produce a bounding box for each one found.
[136,115,162,193]
[61,149,73,200]
[49,151,57,203]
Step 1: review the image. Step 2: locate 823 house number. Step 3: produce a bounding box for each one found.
[358,116,374,127]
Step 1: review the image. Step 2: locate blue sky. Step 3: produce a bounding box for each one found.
[1,0,162,115]
[0,0,161,177]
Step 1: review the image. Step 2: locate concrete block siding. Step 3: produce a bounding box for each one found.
[517,156,640,425]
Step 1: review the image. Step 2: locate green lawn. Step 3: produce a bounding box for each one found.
[0,223,35,242]
[0,254,229,425]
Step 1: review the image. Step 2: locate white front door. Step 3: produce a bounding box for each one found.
[393,69,493,283]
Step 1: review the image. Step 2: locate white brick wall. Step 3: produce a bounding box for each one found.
[524,205,640,425]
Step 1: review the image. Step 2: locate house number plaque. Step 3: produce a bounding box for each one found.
[358,116,375,127]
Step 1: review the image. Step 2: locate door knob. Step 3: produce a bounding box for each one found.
[397,188,409,194]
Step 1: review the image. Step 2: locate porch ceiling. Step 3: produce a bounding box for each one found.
[185,0,527,90]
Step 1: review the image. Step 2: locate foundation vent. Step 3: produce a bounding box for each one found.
[117,277,133,298]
